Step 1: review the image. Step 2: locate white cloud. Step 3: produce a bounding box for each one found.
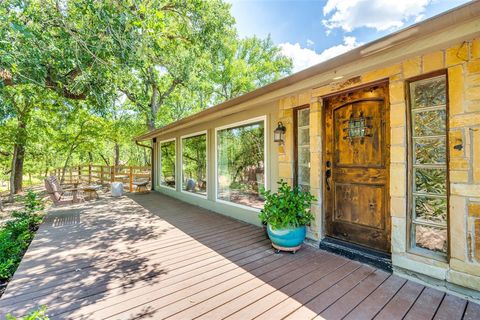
[306,39,315,47]
[322,0,431,32]
[280,36,360,72]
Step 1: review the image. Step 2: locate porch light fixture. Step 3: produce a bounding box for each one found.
[274,122,286,144]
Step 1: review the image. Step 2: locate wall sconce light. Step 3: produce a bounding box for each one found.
[274,122,286,144]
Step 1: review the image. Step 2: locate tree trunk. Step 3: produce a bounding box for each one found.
[88,151,94,163]
[114,143,120,167]
[143,147,148,166]
[8,146,17,202]
[147,116,155,131]
[10,109,28,194]
[99,153,110,166]
[13,143,25,193]
[61,145,77,183]
[44,157,50,178]
[11,116,28,194]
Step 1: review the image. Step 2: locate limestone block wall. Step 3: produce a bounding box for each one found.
[277,94,323,240]
[276,37,480,293]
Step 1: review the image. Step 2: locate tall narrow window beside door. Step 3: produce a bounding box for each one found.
[295,107,310,191]
[408,74,448,257]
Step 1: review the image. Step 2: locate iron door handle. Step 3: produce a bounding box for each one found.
[325,169,332,191]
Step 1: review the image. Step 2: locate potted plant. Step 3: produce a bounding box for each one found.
[259,180,316,253]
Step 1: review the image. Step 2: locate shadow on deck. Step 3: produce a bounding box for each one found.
[0,192,478,320]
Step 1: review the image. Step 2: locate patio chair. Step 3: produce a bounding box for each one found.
[44,176,84,205]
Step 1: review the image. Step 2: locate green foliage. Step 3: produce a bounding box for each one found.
[6,305,49,320]
[182,134,207,190]
[0,0,293,190]
[259,180,316,230]
[0,191,43,280]
[24,190,44,213]
[217,122,264,188]
[209,35,292,103]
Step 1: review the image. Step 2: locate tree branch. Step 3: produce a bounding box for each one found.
[45,68,87,100]
[159,79,181,104]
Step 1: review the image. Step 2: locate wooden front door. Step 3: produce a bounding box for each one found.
[324,82,391,252]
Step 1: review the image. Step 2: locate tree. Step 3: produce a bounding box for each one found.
[0,0,120,192]
[209,35,292,103]
[0,85,42,196]
[0,0,293,195]
[113,0,236,130]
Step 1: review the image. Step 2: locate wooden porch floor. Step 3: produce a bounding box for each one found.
[0,193,479,320]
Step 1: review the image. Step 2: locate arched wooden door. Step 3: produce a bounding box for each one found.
[323,82,391,252]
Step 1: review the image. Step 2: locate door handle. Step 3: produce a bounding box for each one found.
[325,169,332,191]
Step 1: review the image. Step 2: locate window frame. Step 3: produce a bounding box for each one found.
[180,131,208,198]
[293,105,311,190]
[159,138,177,191]
[214,116,268,212]
[406,70,450,261]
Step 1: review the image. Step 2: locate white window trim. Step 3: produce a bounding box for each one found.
[159,138,177,191]
[180,131,208,199]
[214,115,268,212]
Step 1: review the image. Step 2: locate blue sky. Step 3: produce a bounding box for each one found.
[227,0,471,72]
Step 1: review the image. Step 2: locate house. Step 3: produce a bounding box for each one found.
[135,2,480,298]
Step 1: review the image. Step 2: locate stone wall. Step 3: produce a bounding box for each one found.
[277,37,480,293]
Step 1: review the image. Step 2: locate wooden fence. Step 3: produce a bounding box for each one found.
[50,165,151,192]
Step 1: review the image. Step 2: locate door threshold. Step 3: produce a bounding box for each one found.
[319,237,392,272]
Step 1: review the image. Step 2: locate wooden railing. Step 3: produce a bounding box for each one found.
[50,165,151,192]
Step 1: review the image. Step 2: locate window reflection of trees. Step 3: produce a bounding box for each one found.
[217,121,265,209]
[182,134,207,195]
[160,141,176,188]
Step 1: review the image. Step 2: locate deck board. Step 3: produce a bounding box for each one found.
[0,192,478,320]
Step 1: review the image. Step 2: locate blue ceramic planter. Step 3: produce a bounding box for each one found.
[267,224,306,248]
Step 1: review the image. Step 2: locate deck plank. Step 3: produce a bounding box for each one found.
[0,193,477,320]
[434,294,468,320]
[464,301,480,320]
[374,280,424,320]
[205,253,343,320]
[284,265,377,319]
[319,269,390,320]
[215,256,351,320]
[256,261,362,320]
[404,287,445,320]
[342,272,407,320]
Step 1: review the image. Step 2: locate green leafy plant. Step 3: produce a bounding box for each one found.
[24,190,44,213]
[0,192,43,281]
[259,180,316,230]
[6,305,48,320]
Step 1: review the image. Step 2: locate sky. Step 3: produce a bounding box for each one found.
[227,0,471,72]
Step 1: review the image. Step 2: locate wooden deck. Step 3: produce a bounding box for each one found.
[0,193,479,320]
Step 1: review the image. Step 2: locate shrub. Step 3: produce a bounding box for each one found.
[24,190,44,213]
[6,306,49,320]
[0,191,43,281]
[259,180,316,230]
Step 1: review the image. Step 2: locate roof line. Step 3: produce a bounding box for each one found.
[136,1,480,141]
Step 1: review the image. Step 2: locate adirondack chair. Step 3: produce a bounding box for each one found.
[44,176,84,205]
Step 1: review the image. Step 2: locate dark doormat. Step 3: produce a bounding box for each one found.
[319,237,392,272]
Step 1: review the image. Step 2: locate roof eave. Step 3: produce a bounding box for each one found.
[135,1,480,141]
